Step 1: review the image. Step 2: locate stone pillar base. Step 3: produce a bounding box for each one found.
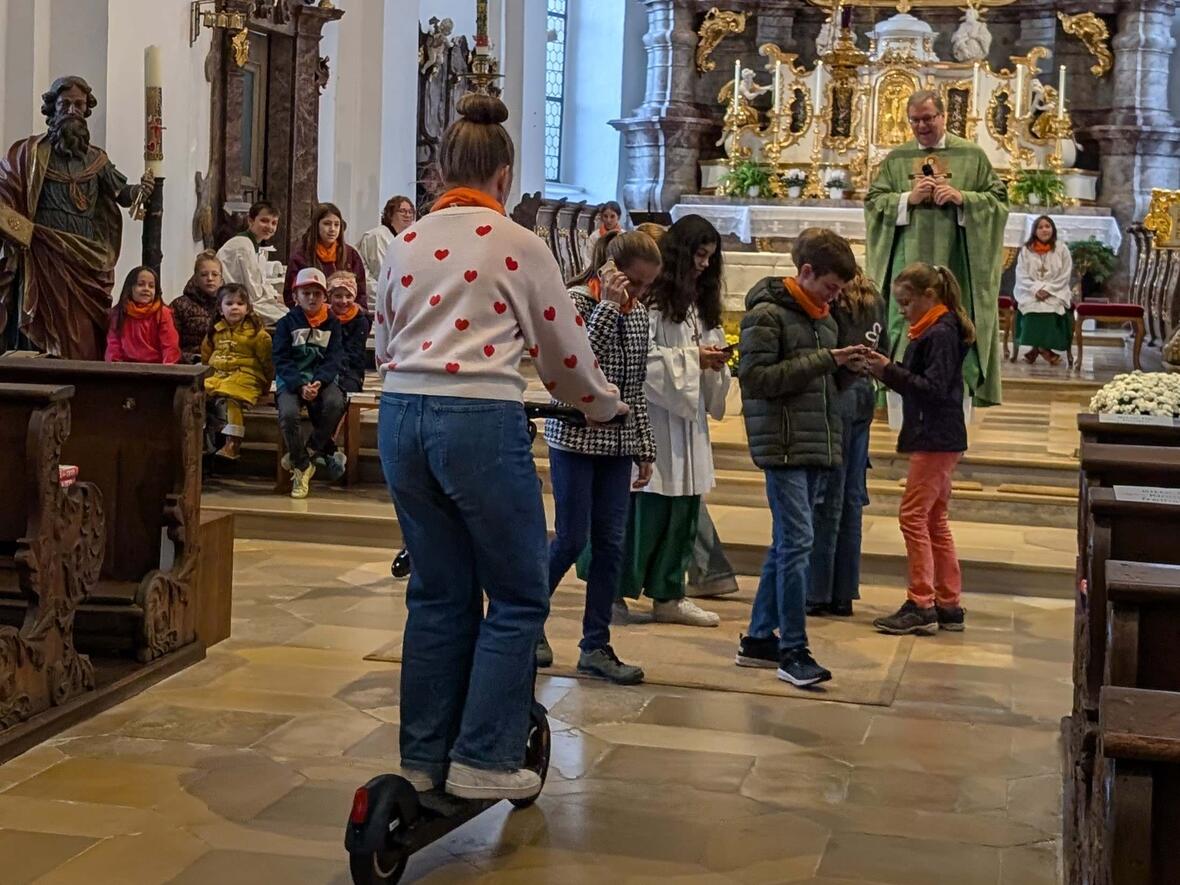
[612,115,716,214]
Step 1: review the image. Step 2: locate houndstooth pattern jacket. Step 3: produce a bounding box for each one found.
[544,286,657,463]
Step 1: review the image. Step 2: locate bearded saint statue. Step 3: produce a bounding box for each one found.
[0,75,155,360]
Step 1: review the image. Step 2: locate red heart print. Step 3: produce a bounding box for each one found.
[483,344,496,357]
[401,274,414,288]
[543,307,556,321]
[544,380,558,391]
[445,362,460,374]
[528,345,539,358]
[386,361,398,371]
[575,315,584,327]
[455,318,470,331]
[376,313,385,325]
[464,270,478,283]
[493,301,507,314]
[505,257,519,272]
[429,294,442,306]
[435,249,450,261]
[476,225,493,237]
[581,395,595,403]
[421,340,432,351]
[564,355,577,369]
[404,231,417,243]
[593,358,599,369]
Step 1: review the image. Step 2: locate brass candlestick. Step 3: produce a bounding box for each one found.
[803,107,828,199]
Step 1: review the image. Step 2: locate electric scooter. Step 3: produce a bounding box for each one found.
[345,403,599,884]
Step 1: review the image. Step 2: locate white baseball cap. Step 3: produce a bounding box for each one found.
[294,267,328,293]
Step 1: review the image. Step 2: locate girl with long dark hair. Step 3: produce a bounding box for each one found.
[283,202,368,310]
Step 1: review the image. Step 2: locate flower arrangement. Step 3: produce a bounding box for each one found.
[1089,371,1180,417]
[1009,169,1066,207]
[784,169,807,187]
[719,160,770,197]
[825,173,849,191]
[725,330,741,372]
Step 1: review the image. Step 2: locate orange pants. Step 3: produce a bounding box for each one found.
[899,451,962,608]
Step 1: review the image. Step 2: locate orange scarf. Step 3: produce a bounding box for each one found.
[1030,240,1053,255]
[908,303,949,340]
[333,303,361,324]
[316,240,339,265]
[586,276,636,314]
[303,303,330,328]
[431,187,506,215]
[125,299,162,320]
[784,276,829,320]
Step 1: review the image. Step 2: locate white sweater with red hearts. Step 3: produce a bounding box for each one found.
[373,205,621,423]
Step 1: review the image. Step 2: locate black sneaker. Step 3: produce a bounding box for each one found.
[936,605,966,632]
[577,645,644,685]
[806,602,831,617]
[777,647,832,687]
[829,602,854,617]
[873,600,938,636]
[535,632,554,668]
[735,634,779,669]
[391,549,412,578]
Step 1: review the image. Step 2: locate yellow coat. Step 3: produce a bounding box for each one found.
[201,319,274,405]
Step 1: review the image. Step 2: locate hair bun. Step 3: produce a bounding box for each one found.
[456,93,509,125]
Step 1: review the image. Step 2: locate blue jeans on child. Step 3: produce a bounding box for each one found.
[809,412,871,607]
[747,466,828,651]
[546,447,633,652]
[377,393,549,780]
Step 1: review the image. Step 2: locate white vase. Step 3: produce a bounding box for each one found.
[787,186,803,199]
[828,187,845,201]
[747,186,761,198]
[1027,193,1042,207]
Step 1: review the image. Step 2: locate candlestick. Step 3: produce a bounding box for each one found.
[733,59,741,115]
[774,61,782,116]
[476,0,489,47]
[1014,64,1024,118]
[813,61,824,110]
[144,45,163,177]
[972,62,981,118]
[1058,64,1067,120]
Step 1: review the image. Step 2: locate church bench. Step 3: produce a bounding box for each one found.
[1078,414,1180,448]
[0,360,208,663]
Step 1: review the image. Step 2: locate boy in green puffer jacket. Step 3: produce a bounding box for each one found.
[735,229,869,687]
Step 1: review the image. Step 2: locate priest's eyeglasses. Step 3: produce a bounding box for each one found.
[908,112,943,127]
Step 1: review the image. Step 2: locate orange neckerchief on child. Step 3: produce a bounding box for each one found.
[1030,240,1053,255]
[333,303,361,324]
[431,187,506,215]
[783,276,830,320]
[908,303,949,340]
[303,303,330,328]
[125,299,162,320]
[586,275,637,315]
[315,240,339,265]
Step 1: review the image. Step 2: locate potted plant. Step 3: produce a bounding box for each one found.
[1068,237,1119,301]
[825,173,849,200]
[1010,169,1066,208]
[784,169,807,199]
[720,160,771,198]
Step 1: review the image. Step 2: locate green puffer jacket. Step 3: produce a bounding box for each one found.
[738,277,843,469]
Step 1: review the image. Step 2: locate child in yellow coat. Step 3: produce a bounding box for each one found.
[202,283,274,459]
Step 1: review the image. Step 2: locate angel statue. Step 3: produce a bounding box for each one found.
[715,68,771,146]
[420,17,455,77]
[951,2,991,63]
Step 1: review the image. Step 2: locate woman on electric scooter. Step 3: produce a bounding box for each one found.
[373,93,627,801]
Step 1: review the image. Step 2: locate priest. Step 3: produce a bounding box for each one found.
[865,90,1008,406]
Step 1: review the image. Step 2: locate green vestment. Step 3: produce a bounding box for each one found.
[864,133,1009,406]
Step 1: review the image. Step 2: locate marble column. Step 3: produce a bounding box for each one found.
[612,0,714,214]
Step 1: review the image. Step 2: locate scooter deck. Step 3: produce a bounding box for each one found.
[394,791,497,853]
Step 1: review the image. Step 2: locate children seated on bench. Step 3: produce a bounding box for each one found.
[202,283,274,460]
[105,266,180,365]
[327,270,371,394]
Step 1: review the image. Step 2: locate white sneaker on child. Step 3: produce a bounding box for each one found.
[290,462,316,499]
[395,766,437,792]
[445,762,541,800]
[653,598,721,627]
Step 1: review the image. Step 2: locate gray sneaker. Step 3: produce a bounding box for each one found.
[445,761,541,800]
[612,599,652,625]
[535,632,554,668]
[577,646,644,685]
[873,600,938,636]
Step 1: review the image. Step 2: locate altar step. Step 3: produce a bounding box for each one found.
[202,478,1074,600]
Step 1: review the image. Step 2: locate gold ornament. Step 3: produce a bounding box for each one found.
[1144,189,1180,247]
[231,28,249,68]
[874,70,921,148]
[1058,12,1113,77]
[696,8,747,73]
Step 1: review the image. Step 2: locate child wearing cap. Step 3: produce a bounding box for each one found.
[327,270,372,395]
[272,267,347,498]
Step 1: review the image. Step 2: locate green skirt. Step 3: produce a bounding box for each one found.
[1016,311,1073,352]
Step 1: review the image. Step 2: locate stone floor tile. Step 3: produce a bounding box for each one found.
[3,757,191,809]
[0,829,96,885]
[119,704,292,747]
[164,849,344,885]
[1000,841,1061,885]
[818,832,1001,885]
[31,828,210,885]
[589,744,754,793]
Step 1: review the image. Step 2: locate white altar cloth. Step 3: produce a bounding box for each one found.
[670,203,1122,253]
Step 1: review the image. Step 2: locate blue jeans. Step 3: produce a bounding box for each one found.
[546,448,633,652]
[377,393,549,779]
[748,466,827,651]
[809,413,871,606]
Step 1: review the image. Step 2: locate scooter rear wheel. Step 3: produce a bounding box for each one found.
[349,848,407,885]
[510,705,551,809]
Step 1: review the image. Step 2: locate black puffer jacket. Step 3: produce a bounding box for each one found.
[881,311,968,453]
[738,277,842,469]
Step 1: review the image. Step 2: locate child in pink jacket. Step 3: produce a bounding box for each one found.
[105,266,181,364]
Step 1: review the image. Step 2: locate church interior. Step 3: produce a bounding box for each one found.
[3,0,1180,883]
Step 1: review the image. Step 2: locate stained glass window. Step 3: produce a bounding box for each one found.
[544,0,568,181]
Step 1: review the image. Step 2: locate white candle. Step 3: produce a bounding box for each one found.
[972,62,981,117]
[1058,64,1067,120]
[813,61,825,111]
[1014,64,1024,118]
[733,59,741,115]
[144,45,163,176]
[774,60,782,116]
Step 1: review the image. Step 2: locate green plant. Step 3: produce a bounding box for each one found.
[1068,237,1118,285]
[1010,169,1066,207]
[825,174,849,191]
[721,161,770,195]
[784,169,807,187]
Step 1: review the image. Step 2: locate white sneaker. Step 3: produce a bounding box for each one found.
[445,761,541,800]
[653,598,721,627]
[290,462,316,499]
[396,766,437,792]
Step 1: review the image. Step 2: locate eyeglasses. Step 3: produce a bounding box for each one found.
[908,113,943,127]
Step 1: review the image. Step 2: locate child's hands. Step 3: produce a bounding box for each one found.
[862,350,889,377]
[633,462,653,490]
[831,344,870,367]
[699,345,729,371]
[301,381,320,401]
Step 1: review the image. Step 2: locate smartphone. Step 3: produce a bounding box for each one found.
[718,343,736,355]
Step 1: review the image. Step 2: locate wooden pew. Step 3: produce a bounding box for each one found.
[0,360,208,663]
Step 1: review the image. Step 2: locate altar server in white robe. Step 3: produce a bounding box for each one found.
[1013,214,1074,366]
[217,200,288,324]
[357,196,416,293]
[616,215,731,627]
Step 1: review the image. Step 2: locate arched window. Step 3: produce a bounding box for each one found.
[544,0,569,182]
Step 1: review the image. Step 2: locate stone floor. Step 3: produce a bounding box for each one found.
[0,540,1071,884]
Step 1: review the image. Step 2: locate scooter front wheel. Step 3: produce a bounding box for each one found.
[510,704,552,809]
[349,848,407,885]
